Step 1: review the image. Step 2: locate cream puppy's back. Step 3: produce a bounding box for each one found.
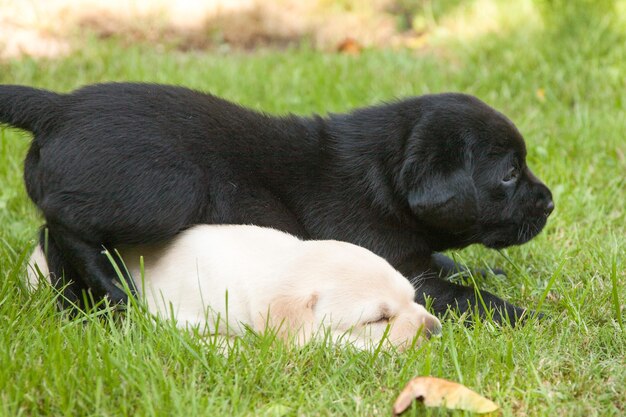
[122,225,305,332]
[28,225,303,331]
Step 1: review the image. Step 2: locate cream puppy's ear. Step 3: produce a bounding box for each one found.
[255,293,319,344]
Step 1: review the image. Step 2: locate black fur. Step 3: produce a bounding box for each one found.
[0,83,554,324]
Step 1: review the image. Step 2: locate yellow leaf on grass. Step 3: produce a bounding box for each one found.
[536,88,546,101]
[393,376,499,415]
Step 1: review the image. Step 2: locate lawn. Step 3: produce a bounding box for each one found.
[0,1,625,416]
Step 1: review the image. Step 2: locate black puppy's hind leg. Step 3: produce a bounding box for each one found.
[39,227,87,310]
[46,222,135,306]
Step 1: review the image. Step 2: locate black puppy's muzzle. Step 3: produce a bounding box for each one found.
[526,168,554,218]
[480,169,554,249]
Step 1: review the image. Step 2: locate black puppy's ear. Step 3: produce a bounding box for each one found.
[408,169,478,230]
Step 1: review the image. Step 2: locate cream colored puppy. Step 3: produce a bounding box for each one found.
[28,225,441,349]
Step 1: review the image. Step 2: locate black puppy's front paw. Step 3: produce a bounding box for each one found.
[430,252,506,278]
[482,303,548,327]
[520,309,546,322]
[472,266,507,278]
[413,275,544,327]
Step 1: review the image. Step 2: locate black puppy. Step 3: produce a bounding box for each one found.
[0,83,553,323]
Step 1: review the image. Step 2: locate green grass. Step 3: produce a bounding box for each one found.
[1,3,625,415]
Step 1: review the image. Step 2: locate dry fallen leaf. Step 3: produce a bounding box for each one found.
[393,376,499,415]
[337,37,362,55]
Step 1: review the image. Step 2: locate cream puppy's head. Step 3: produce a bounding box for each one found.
[260,240,441,350]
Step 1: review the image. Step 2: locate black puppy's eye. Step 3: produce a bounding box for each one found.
[502,168,519,184]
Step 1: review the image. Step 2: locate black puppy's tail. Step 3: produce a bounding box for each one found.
[0,85,62,134]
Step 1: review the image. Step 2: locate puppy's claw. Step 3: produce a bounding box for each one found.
[491,307,547,327]
[104,287,129,307]
[523,309,547,321]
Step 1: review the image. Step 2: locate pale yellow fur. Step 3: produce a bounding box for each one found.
[28,225,441,350]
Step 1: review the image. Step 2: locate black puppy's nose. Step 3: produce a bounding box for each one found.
[535,195,554,217]
[534,185,554,217]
